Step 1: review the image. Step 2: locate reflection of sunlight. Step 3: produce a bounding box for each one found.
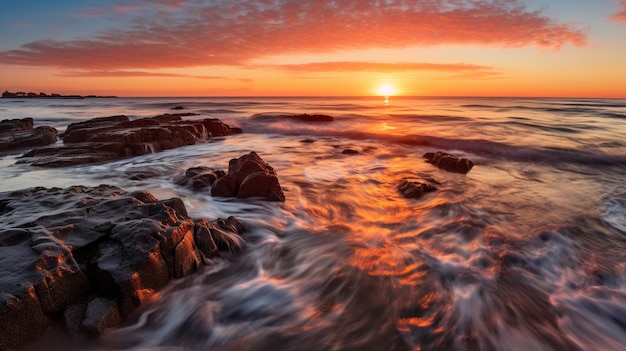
[379,122,396,131]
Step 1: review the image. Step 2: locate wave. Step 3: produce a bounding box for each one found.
[240,122,626,166]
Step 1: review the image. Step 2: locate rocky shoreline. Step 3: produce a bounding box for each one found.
[0,185,246,350]
[0,111,474,351]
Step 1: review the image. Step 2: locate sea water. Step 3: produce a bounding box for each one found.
[1,96,625,350]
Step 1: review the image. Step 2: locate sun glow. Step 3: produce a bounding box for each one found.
[376,84,396,97]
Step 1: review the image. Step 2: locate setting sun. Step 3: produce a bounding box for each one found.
[376,84,396,97]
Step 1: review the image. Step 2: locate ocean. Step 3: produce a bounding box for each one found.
[1,96,625,350]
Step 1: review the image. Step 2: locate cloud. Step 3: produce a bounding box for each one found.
[271,61,495,74]
[611,1,626,23]
[0,0,587,70]
[57,69,253,82]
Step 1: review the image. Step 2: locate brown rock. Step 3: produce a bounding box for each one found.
[0,286,49,351]
[397,178,438,199]
[176,166,226,189]
[20,113,241,167]
[0,118,57,152]
[0,185,246,349]
[423,151,474,174]
[211,152,285,202]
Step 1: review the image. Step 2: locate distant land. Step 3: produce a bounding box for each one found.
[2,90,117,99]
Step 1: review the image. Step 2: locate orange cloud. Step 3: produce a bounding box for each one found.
[611,1,626,23]
[0,0,587,70]
[58,70,230,79]
[271,61,495,74]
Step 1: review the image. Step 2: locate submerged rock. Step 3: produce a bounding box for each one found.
[397,178,439,199]
[0,118,57,152]
[423,151,474,174]
[283,113,334,122]
[176,166,226,189]
[0,185,244,349]
[20,114,241,167]
[211,152,285,202]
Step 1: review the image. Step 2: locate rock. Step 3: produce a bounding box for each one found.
[0,185,245,349]
[211,152,285,202]
[284,113,334,122]
[423,151,474,174]
[63,302,88,340]
[0,286,49,351]
[397,178,439,199]
[342,148,359,155]
[0,118,34,132]
[0,118,58,152]
[194,216,245,259]
[300,139,316,143]
[80,298,121,338]
[171,105,186,110]
[176,166,226,189]
[20,114,241,167]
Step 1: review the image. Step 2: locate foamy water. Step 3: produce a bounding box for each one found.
[1,97,625,350]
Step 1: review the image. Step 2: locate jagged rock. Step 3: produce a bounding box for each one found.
[0,185,245,349]
[194,217,246,258]
[397,178,439,199]
[211,152,285,202]
[0,286,49,351]
[20,114,241,167]
[80,298,121,338]
[0,118,58,152]
[423,151,474,174]
[176,166,226,189]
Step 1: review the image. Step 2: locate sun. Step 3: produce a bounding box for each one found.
[376,84,396,97]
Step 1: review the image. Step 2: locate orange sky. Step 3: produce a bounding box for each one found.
[1,1,626,97]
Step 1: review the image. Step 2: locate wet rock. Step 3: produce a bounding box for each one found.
[300,138,316,143]
[194,216,245,258]
[0,118,58,152]
[0,286,49,351]
[342,148,359,155]
[423,151,474,174]
[397,178,439,199]
[0,117,34,132]
[283,113,334,122]
[0,185,245,349]
[80,298,121,338]
[20,114,241,167]
[176,166,226,189]
[211,152,285,202]
[171,105,186,110]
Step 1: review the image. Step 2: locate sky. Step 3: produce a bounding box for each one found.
[1,0,625,97]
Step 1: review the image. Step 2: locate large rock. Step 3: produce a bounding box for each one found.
[423,151,474,174]
[0,118,57,152]
[211,152,286,202]
[0,185,244,349]
[20,114,241,167]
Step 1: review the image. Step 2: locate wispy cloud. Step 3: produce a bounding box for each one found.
[0,0,587,70]
[271,61,496,74]
[58,70,234,80]
[611,1,626,23]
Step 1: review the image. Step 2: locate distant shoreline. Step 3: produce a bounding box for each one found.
[2,90,117,99]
